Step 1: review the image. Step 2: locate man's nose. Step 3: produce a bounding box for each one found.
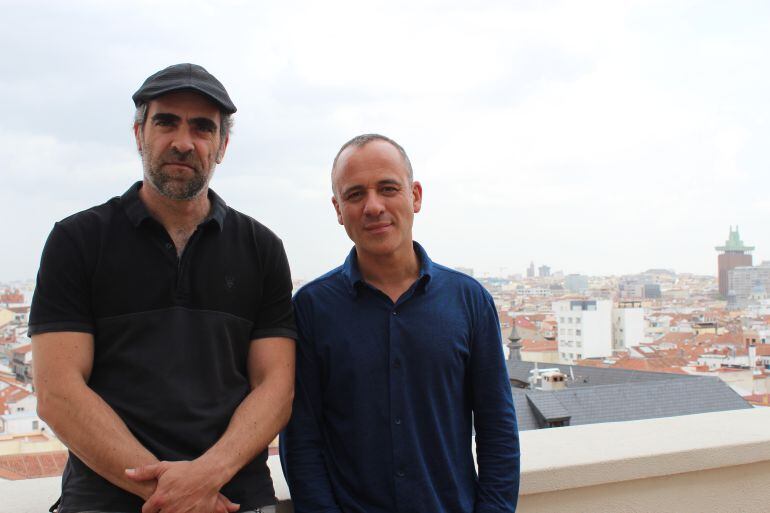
[362,192,385,217]
[171,128,195,154]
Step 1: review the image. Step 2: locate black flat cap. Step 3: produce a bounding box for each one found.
[132,63,237,114]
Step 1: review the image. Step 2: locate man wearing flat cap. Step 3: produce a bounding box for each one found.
[30,63,296,513]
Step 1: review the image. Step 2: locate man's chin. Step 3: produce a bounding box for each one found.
[355,239,401,257]
[151,180,206,201]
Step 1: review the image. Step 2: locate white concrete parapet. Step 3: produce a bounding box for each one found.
[3,408,770,513]
[518,407,770,512]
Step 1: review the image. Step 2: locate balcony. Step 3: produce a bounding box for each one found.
[3,408,770,512]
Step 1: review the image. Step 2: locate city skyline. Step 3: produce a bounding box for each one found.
[3,1,770,281]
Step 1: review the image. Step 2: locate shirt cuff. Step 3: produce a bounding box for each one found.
[250,327,298,341]
[27,321,95,337]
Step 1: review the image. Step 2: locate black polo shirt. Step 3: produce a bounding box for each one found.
[29,181,297,513]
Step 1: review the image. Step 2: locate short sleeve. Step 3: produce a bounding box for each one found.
[28,223,94,336]
[250,237,297,341]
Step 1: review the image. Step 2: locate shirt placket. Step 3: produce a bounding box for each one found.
[389,301,406,512]
[388,283,423,513]
[174,227,207,304]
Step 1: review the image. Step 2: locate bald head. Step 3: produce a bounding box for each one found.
[331,134,413,196]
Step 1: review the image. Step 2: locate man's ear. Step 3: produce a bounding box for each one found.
[216,134,229,164]
[412,180,423,214]
[133,123,143,155]
[332,195,344,225]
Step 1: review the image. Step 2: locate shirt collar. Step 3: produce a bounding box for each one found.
[342,241,434,297]
[119,181,227,231]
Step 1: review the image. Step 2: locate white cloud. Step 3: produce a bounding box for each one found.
[2,0,770,280]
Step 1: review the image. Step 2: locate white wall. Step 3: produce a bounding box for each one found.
[581,300,612,359]
[0,395,48,435]
[554,300,612,362]
[613,306,646,349]
[518,408,770,513]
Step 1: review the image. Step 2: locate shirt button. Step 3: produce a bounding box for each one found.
[394,418,402,425]
[392,310,397,316]
[393,359,401,369]
[396,469,405,478]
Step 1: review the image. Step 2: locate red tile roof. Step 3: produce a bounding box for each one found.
[0,450,68,480]
[744,393,770,407]
[0,384,32,414]
[514,317,537,330]
[520,339,558,352]
[577,354,690,373]
[656,332,696,345]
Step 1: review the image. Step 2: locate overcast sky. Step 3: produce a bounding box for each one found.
[2,0,769,281]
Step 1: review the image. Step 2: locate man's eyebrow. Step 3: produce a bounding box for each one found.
[341,184,365,196]
[190,117,218,131]
[151,113,181,123]
[341,179,403,196]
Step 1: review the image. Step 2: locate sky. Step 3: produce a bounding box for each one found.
[2,0,769,281]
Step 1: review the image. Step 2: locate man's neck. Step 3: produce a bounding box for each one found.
[139,181,211,254]
[357,242,420,303]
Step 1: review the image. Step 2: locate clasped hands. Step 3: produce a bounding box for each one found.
[126,459,240,513]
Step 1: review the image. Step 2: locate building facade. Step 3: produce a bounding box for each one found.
[716,226,754,298]
[729,261,770,307]
[554,299,612,363]
[613,301,647,350]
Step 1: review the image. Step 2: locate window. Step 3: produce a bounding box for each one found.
[32,420,39,430]
[576,329,582,336]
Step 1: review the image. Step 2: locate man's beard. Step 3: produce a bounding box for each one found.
[142,147,215,201]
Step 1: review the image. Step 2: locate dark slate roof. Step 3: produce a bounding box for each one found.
[507,360,695,388]
[512,376,752,431]
[525,393,570,423]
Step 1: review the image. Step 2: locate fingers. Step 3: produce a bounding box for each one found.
[141,493,163,513]
[126,463,162,481]
[217,493,240,513]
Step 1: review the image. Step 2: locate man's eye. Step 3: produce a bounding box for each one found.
[382,186,399,193]
[155,120,174,127]
[196,125,216,133]
[346,191,363,200]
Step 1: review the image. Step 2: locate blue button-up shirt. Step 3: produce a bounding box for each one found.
[281,243,519,513]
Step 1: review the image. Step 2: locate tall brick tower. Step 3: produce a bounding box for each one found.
[716,226,754,298]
